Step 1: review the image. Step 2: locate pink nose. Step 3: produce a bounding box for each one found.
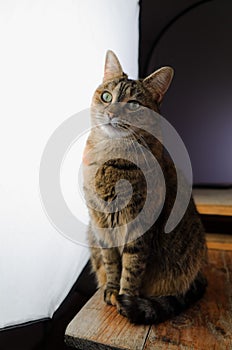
[107,112,115,120]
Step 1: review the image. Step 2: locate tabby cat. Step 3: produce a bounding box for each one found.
[83,50,207,324]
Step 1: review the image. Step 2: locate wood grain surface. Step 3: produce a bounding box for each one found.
[65,249,232,349]
[193,189,232,216]
[206,234,232,251]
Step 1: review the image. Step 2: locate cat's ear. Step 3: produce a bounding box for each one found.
[103,50,124,82]
[143,67,174,103]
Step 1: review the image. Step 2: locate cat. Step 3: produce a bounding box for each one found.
[82,50,207,324]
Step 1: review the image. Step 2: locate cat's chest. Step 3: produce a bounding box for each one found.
[85,161,145,202]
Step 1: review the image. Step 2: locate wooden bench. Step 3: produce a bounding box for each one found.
[65,189,232,349]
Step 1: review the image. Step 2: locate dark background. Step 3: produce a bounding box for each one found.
[139,0,232,186]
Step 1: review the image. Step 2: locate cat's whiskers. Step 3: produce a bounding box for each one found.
[93,112,130,138]
[123,131,140,168]
[131,132,152,171]
[130,136,141,169]
[121,123,152,171]
[95,112,108,124]
[120,124,145,168]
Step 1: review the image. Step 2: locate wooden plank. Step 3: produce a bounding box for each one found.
[193,188,232,216]
[65,288,150,350]
[65,249,232,349]
[207,241,232,251]
[197,204,232,216]
[206,234,232,251]
[144,250,232,350]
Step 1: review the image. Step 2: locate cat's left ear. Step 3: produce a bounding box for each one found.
[143,67,174,103]
[103,50,125,82]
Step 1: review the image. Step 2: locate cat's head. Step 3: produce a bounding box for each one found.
[91,50,174,138]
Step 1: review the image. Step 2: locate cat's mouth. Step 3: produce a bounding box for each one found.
[110,118,122,128]
[101,117,131,137]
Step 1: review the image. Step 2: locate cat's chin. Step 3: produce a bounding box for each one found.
[100,124,131,138]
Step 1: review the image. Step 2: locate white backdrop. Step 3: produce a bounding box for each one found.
[0,0,139,328]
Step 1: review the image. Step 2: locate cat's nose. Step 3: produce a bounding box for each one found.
[107,104,121,118]
[107,112,116,120]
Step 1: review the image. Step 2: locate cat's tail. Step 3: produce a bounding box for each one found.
[116,273,207,325]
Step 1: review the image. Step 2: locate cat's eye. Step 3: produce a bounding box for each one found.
[101,91,112,103]
[127,101,140,111]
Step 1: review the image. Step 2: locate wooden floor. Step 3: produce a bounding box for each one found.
[65,245,232,350]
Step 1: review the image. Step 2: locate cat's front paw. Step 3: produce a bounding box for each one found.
[104,288,119,306]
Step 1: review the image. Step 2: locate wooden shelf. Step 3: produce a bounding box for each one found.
[65,247,232,350]
[206,233,232,251]
[193,188,232,216]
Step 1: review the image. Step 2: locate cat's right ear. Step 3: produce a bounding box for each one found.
[103,50,124,82]
[143,67,174,103]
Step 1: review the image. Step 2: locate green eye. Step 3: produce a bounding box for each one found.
[127,101,140,111]
[101,91,112,103]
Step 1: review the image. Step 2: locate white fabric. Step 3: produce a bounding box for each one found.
[0,0,139,329]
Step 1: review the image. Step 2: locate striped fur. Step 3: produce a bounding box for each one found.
[83,51,207,324]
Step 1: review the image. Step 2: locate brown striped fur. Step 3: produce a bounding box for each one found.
[83,51,207,324]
